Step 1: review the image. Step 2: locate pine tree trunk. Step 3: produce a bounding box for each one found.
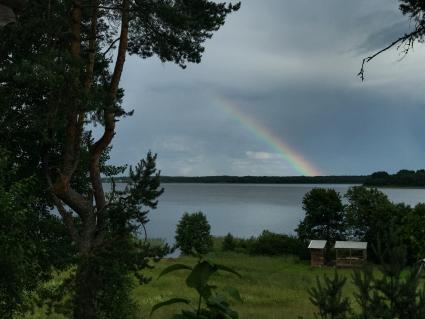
[73,259,99,319]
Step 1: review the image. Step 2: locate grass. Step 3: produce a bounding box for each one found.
[133,240,357,319]
[25,240,359,319]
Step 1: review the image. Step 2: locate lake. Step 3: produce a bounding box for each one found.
[111,183,425,244]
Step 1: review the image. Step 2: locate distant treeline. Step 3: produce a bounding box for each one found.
[104,175,368,184]
[364,170,425,187]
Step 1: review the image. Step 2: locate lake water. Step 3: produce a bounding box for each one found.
[112,183,425,244]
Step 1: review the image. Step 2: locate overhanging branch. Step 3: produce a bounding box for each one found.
[358,25,425,81]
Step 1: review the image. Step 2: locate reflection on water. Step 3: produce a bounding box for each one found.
[105,183,425,245]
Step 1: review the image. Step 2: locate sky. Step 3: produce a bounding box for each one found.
[107,0,425,177]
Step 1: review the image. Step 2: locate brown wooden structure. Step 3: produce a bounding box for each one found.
[308,240,327,267]
[335,241,367,267]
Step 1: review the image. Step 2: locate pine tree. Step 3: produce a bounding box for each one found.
[352,229,425,319]
[309,271,351,319]
[310,225,425,319]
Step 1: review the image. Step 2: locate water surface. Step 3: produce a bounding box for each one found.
[111,183,425,244]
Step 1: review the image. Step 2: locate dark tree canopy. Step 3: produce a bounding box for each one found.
[0,1,239,318]
[296,188,345,243]
[0,150,73,318]
[175,211,213,255]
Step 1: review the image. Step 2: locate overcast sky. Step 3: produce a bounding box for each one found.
[107,0,425,176]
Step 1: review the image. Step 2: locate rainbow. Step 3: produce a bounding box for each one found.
[216,96,322,176]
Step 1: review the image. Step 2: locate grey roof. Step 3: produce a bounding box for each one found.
[308,240,327,249]
[334,241,367,250]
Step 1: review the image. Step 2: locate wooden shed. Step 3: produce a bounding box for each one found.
[335,241,367,267]
[308,240,327,267]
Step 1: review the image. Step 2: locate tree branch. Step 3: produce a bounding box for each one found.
[90,0,129,213]
[60,0,83,178]
[42,150,81,243]
[102,37,121,57]
[84,0,98,89]
[52,195,81,244]
[358,25,425,81]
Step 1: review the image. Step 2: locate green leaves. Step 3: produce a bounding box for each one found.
[223,287,243,303]
[186,261,216,291]
[297,188,345,243]
[215,263,242,279]
[150,298,190,317]
[175,212,213,256]
[151,257,242,318]
[158,264,193,279]
[128,0,240,68]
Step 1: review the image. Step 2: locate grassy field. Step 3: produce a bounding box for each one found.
[25,240,359,319]
[135,251,356,319]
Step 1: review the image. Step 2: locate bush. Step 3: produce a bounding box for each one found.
[152,255,242,318]
[175,212,213,255]
[223,230,308,259]
[233,236,256,254]
[250,230,308,258]
[222,233,236,251]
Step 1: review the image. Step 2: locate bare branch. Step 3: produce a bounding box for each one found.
[358,26,425,81]
[102,37,121,57]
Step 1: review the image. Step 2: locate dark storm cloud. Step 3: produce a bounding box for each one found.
[356,20,411,54]
[108,0,425,176]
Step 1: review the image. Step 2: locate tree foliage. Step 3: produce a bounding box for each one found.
[0,151,73,318]
[175,211,213,255]
[296,188,345,243]
[344,186,393,241]
[365,170,425,187]
[222,233,236,251]
[309,272,351,319]
[403,203,425,263]
[296,186,425,263]
[0,1,239,317]
[310,230,425,319]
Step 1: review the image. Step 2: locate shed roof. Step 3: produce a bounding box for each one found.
[308,240,327,249]
[334,241,367,250]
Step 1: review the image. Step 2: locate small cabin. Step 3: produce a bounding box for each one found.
[308,240,327,267]
[334,241,367,267]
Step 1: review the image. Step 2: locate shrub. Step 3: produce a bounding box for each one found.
[225,230,308,259]
[309,272,350,319]
[151,255,242,318]
[222,233,236,251]
[175,212,213,255]
[250,230,308,258]
[233,236,256,254]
